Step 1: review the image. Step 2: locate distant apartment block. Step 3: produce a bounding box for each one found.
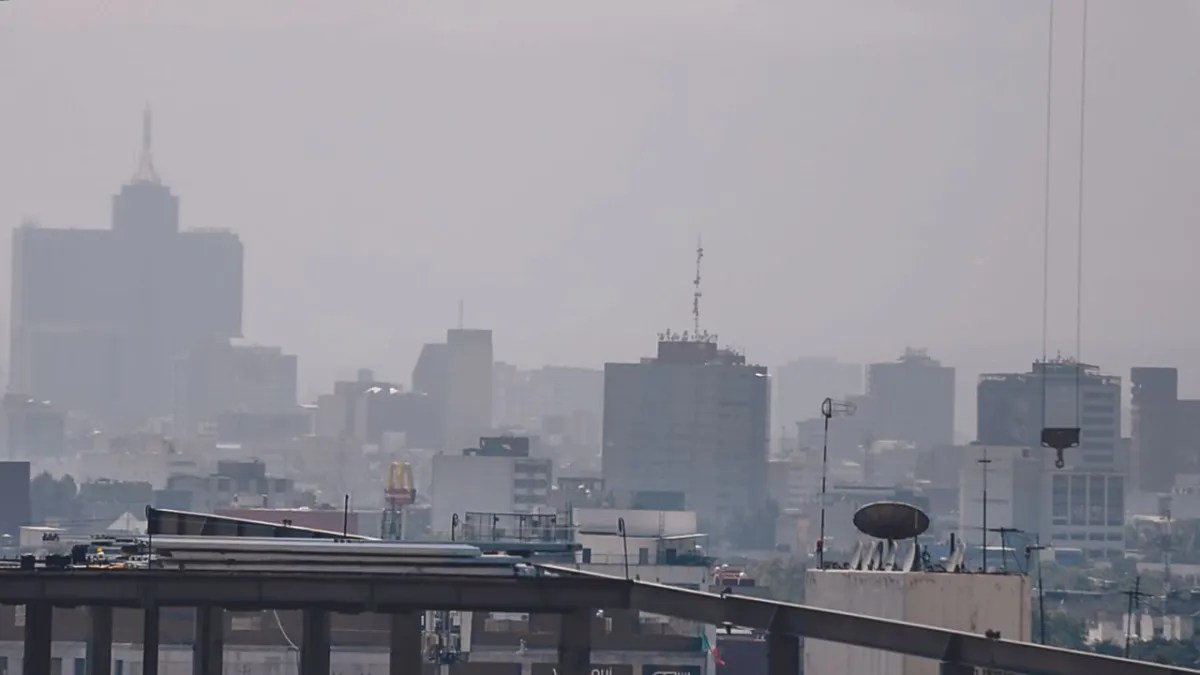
[163,459,309,513]
[173,341,298,438]
[1130,366,1200,494]
[315,370,436,448]
[0,394,65,459]
[602,336,770,530]
[493,363,603,465]
[444,329,494,452]
[8,114,242,429]
[429,436,551,534]
[978,359,1121,471]
[864,348,954,448]
[976,359,1125,557]
[411,329,493,452]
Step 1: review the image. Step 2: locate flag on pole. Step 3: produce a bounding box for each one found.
[701,632,726,666]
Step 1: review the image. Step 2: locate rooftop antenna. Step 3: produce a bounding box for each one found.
[817,397,856,568]
[692,237,704,337]
[458,300,464,330]
[133,104,161,184]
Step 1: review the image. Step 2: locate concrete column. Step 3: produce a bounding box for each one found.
[143,606,160,675]
[556,609,592,675]
[300,609,331,675]
[939,662,973,675]
[389,612,423,675]
[86,606,113,675]
[21,602,52,675]
[767,630,800,675]
[192,606,224,675]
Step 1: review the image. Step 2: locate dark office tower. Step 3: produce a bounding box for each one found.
[1131,367,1180,493]
[411,342,449,449]
[602,335,770,531]
[0,462,31,536]
[8,110,243,430]
[865,348,955,448]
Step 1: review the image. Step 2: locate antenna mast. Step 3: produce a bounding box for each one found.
[692,237,704,336]
[134,104,161,184]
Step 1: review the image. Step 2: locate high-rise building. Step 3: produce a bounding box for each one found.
[978,360,1121,470]
[411,343,449,448]
[864,348,955,448]
[602,336,770,530]
[976,360,1124,557]
[1131,367,1181,493]
[444,329,494,452]
[8,111,242,428]
[173,341,298,437]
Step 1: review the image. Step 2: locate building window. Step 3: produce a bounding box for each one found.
[1107,476,1124,526]
[1069,475,1086,525]
[1088,475,1106,526]
[1052,475,1068,520]
[638,548,650,565]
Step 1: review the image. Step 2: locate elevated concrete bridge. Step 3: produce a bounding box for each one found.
[0,565,1191,675]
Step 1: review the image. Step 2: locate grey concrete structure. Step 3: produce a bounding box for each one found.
[602,338,769,530]
[0,567,1189,675]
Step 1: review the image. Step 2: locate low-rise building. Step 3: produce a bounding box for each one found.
[804,569,1030,675]
[429,438,552,535]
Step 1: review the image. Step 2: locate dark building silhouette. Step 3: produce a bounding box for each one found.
[8,111,242,429]
[865,348,955,448]
[0,461,31,537]
[1131,367,1181,493]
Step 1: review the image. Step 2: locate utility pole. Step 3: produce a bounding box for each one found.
[978,449,992,572]
[1122,576,1151,658]
[1026,537,1050,644]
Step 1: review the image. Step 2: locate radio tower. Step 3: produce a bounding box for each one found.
[693,237,704,337]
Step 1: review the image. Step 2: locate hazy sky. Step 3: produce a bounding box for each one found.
[3,1,1200,432]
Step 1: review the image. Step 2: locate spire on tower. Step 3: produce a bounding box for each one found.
[133,104,161,184]
[692,236,704,336]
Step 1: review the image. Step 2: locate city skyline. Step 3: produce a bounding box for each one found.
[3,2,1200,422]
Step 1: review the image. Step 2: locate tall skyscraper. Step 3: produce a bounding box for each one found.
[1131,367,1181,494]
[602,336,770,530]
[865,348,955,448]
[8,110,242,429]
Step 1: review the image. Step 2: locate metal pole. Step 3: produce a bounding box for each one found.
[343,494,350,537]
[819,406,830,569]
[978,449,991,572]
[1125,576,1140,659]
[618,517,629,580]
[1037,537,1047,644]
